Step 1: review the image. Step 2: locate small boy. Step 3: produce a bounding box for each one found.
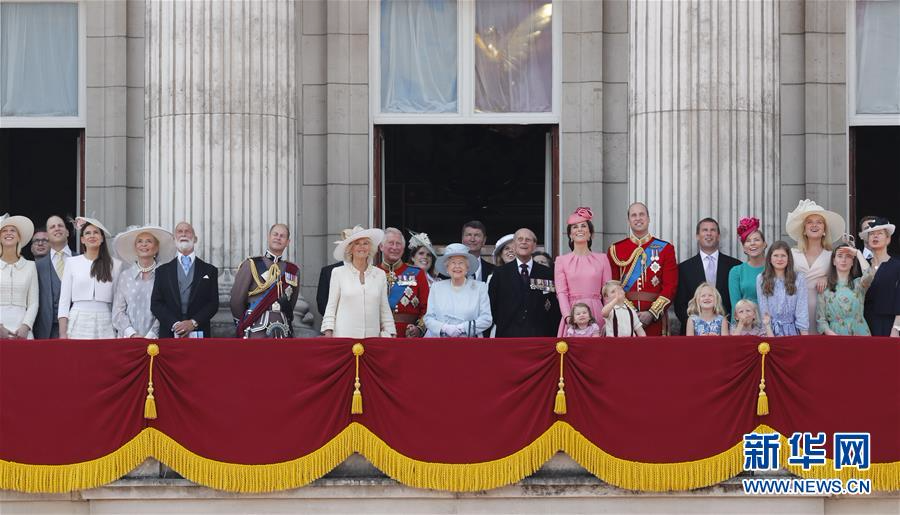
[600,280,646,337]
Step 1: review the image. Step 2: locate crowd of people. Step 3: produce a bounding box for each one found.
[0,198,897,340]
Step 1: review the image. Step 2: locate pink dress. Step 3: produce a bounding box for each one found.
[555,251,612,337]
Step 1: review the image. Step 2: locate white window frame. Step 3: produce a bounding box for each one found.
[845,0,900,126]
[369,0,561,125]
[0,0,86,128]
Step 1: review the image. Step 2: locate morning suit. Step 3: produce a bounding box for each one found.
[33,256,62,339]
[674,251,742,333]
[316,262,343,316]
[151,255,219,338]
[488,259,561,337]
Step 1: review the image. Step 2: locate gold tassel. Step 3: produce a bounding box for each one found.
[757,342,770,416]
[554,341,568,415]
[351,343,364,415]
[144,343,159,420]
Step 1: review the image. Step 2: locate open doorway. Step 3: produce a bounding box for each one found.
[377,124,558,252]
[851,126,900,254]
[0,128,81,256]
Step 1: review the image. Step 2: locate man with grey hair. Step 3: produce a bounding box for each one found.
[151,221,219,338]
[378,227,429,337]
[488,228,560,337]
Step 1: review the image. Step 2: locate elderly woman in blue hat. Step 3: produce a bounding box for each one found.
[423,243,492,337]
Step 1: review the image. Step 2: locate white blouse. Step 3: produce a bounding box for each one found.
[0,257,39,330]
[58,255,122,319]
[321,263,396,338]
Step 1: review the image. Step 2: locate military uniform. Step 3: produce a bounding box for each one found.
[230,251,300,338]
[607,234,678,336]
[378,260,429,337]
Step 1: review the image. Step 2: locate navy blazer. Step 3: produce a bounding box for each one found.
[488,260,560,337]
[33,256,61,339]
[674,251,742,333]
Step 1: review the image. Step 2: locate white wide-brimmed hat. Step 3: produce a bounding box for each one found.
[492,233,514,260]
[114,225,177,264]
[76,216,112,237]
[859,217,895,239]
[785,199,845,245]
[407,230,436,257]
[0,214,35,254]
[333,225,385,262]
[436,243,480,276]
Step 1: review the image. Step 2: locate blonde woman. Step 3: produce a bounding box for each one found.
[0,215,38,339]
[785,200,845,335]
[321,226,395,338]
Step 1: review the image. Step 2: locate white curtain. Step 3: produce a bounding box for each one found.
[381,0,458,113]
[0,2,78,117]
[474,0,552,113]
[856,0,900,114]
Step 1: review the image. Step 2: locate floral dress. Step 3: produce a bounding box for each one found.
[689,314,725,335]
[816,273,873,335]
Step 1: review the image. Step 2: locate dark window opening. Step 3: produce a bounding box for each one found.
[0,128,81,258]
[851,125,900,255]
[382,124,551,247]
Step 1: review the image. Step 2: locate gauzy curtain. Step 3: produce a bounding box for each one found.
[475,0,552,113]
[381,0,458,113]
[856,0,900,114]
[1,2,79,117]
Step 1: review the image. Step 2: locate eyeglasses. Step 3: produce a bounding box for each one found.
[31,239,49,244]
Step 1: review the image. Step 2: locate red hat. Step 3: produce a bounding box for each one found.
[567,207,593,225]
[737,217,761,243]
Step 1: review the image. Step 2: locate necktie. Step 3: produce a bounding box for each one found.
[55,250,65,279]
[704,255,716,285]
[520,263,529,285]
[181,255,191,274]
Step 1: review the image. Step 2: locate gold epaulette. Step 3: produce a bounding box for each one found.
[247,258,281,296]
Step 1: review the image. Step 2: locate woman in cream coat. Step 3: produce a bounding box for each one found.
[321,226,396,338]
[0,215,38,339]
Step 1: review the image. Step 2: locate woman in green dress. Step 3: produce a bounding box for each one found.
[817,243,874,335]
[728,217,767,322]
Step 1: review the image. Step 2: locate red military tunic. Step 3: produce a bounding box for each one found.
[607,234,678,336]
[378,260,430,337]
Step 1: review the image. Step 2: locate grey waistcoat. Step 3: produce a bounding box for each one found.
[177,259,195,317]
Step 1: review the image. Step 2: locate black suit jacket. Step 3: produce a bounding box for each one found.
[488,260,561,337]
[316,262,343,316]
[478,258,495,282]
[674,252,742,333]
[151,256,220,338]
[34,256,60,339]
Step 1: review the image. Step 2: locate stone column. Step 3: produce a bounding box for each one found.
[628,0,780,255]
[145,0,314,334]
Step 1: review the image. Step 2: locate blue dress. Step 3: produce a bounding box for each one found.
[756,274,809,336]
[690,314,724,335]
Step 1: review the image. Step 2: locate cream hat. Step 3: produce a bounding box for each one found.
[114,225,177,264]
[785,199,845,245]
[492,234,515,260]
[436,243,480,276]
[858,217,895,238]
[333,225,385,262]
[0,214,35,255]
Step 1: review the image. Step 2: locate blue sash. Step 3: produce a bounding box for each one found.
[622,240,668,291]
[387,266,421,310]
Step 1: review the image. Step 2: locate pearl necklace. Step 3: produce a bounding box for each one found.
[136,261,156,274]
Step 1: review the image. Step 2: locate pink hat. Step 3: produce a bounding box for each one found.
[737,217,761,243]
[567,207,593,225]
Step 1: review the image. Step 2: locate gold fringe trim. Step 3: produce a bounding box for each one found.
[2,423,898,493]
[0,430,153,493]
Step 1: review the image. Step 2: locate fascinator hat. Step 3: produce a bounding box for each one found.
[567,207,593,225]
[736,217,761,243]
